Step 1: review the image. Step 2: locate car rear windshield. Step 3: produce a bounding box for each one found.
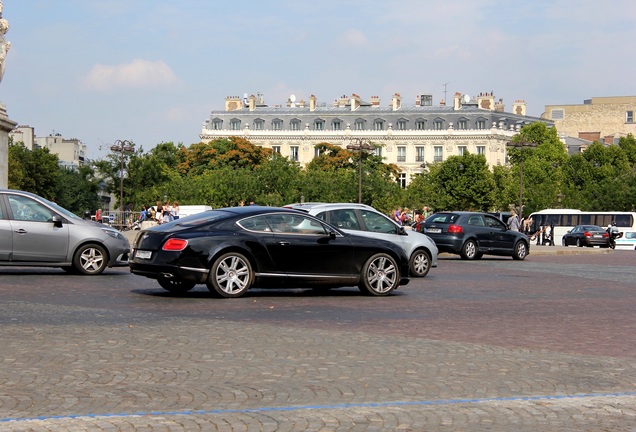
[425,213,459,224]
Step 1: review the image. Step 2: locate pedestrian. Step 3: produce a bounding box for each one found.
[95,208,102,223]
[507,209,520,232]
[394,207,402,225]
[155,202,163,223]
[171,201,180,220]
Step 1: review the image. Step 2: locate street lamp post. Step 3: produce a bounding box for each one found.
[506,139,537,220]
[110,140,134,214]
[346,139,375,203]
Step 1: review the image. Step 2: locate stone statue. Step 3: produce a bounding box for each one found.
[0,1,9,86]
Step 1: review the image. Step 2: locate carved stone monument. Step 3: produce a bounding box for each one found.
[0,0,17,188]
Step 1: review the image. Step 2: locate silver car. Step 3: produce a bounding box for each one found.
[285,203,438,277]
[0,189,130,275]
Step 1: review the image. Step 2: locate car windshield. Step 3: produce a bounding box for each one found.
[37,196,83,220]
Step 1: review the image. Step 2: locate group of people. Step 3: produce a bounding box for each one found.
[393,206,431,230]
[507,210,554,245]
[139,201,180,224]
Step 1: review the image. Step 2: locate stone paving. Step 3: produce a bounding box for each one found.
[0,250,635,431]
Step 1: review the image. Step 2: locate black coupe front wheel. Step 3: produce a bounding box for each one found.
[358,253,400,296]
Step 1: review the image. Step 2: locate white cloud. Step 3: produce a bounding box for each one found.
[83,59,179,92]
[340,29,369,47]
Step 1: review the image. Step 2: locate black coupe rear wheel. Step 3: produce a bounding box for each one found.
[207,252,253,298]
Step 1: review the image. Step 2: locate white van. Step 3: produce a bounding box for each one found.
[177,205,213,218]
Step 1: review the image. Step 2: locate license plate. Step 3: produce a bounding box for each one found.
[135,250,152,259]
[427,228,441,233]
[593,235,602,238]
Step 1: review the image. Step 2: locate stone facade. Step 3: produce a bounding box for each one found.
[542,96,636,144]
[9,125,87,169]
[201,92,553,185]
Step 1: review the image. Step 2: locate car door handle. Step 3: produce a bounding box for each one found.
[277,241,290,246]
[14,229,28,234]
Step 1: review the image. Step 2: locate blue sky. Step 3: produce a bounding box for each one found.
[2,0,634,160]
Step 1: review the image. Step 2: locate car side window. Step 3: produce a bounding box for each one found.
[468,215,485,226]
[484,215,505,229]
[8,195,54,222]
[238,215,271,232]
[360,210,396,234]
[265,214,327,235]
[328,209,360,230]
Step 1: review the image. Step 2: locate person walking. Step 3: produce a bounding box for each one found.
[507,209,520,232]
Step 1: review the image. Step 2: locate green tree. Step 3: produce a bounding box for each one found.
[54,164,100,215]
[8,142,61,200]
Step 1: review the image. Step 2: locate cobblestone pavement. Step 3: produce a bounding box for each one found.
[0,251,635,431]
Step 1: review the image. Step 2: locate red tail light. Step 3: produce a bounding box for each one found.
[583,232,592,237]
[448,224,463,234]
[162,238,188,251]
[603,232,609,238]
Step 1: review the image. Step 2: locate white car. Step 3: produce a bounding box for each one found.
[615,231,636,250]
[285,203,438,277]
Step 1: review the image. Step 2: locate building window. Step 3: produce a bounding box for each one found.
[272,146,281,154]
[397,146,406,162]
[458,146,467,156]
[457,119,468,130]
[397,119,408,130]
[290,146,299,161]
[374,119,385,130]
[230,119,241,130]
[374,147,382,157]
[272,119,283,130]
[434,146,443,162]
[332,120,342,130]
[314,146,322,157]
[355,119,366,130]
[415,146,425,162]
[476,119,486,130]
[420,95,433,106]
[253,119,264,130]
[551,109,564,120]
[627,111,634,123]
[398,173,407,189]
[211,119,223,130]
[477,145,486,155]
[314,119,325,130]
[434,119,444,130]
[290,119,301,131]
[415,119,426,130]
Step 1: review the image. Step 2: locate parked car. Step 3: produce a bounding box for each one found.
[129,206,410,298]
[615,231,636,250]
[0,189,130,274]
[561,225,610,248]
[419,211,530,260]
[284,203,438,277]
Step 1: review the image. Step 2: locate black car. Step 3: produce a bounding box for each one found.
[419,211,530,260]
[561,225,610,248]
[129,206,410,298]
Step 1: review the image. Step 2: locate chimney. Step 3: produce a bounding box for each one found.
[494,98,505,112]
[440,99,446,106]
[249,94,256,111]
[392,93,402,111]
[477,91,495,111]
[513,100,527,116]
[350,93,361,111]
[453,92,462,110]
[309,95,317,112]
[298,98,306,108]
[225,96,243,112]
[337,94,349,108]
[370,96,380,107]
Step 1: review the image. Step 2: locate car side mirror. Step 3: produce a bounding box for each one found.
[52,215,63,228]
[397,226,406,235]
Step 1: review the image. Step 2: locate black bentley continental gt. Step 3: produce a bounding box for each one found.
[129,206,410,298]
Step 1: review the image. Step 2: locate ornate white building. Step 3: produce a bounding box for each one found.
[200,91,553,186]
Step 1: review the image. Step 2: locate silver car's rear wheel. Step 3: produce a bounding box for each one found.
[73,244,108,275]
[207,252,253,298]
[358,253,399,296]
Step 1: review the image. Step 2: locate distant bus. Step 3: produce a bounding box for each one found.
[527,209,636,245]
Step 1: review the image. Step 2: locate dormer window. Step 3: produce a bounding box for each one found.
[396,118,408,130]
[230,119,241,130]
[272,118,283,130]
[290,118,301,131]
[314,119,325,130]
[253,118,265,130]
[211,118,223,130]
[374,119,385,130]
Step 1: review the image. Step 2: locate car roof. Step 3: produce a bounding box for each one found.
[284,202,375,211]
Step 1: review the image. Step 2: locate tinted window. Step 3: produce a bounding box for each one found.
[484,215,505,229]
[425,213,459,224]
[467,215,485,226]
[327,209,361,230]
